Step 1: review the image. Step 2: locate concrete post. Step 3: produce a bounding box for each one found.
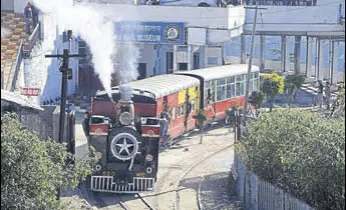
[259,35,265,71]
[281,36,290,72]
[294,36,301,75]
[187,45,193,70]
[281,36,286,72]
[318,39,325,81]
[240,35,246,64]
[285,36,291,73]
[332,41,340,84]
[173,45,178,72]
[204,45,209,68]
[236,159,246,203]
[306,37,313,77]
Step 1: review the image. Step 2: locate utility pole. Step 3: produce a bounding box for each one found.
[241,4,266,125]
[45,30,84,200]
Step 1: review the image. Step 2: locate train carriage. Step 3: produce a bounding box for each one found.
[88,64,259,193]
[176,64,260,122]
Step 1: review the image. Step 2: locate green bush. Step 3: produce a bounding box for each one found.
[242,109,345,210]
[1,113,97,210]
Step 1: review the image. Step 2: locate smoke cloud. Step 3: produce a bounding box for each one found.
[32,0,116,98]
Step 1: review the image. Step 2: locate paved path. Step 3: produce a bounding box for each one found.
[74,107,89,160]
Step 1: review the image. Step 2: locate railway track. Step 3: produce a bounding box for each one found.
[172,143,235,210]
[83,126,234,210]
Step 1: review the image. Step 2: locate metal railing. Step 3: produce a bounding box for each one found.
[8,40,23,92]
[26,23,41,54]
[7,23,41,92]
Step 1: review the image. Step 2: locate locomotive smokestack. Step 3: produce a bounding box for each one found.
[117,84,135,126]
[119,84,133,101]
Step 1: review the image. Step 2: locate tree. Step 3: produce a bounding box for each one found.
[248,91,265,117]
[261,73,285,112]
[1,113,97,210]
[193,110,207,144]
[241,109,345,210]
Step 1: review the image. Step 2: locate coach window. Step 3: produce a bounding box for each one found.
[226,76,236,98]
[171,108,176,120]
[236,74,246,96]
[204,81,215,105]
[216,78,227,101]
[253,72,259,91]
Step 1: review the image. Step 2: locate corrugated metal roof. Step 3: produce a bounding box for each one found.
[129,74,199,99]
[1,90,43,111]
[175,64,260,81]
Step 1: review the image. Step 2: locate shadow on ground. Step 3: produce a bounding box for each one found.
[179,172,243,210]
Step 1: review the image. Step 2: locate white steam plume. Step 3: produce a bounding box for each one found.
[32,0,115,98]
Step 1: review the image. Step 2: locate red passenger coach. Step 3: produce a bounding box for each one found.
[176,64,260,122]
[92,74,200,139]
[88,64,259,193]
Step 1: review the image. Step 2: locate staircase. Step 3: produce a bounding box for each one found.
[1,11,40,92]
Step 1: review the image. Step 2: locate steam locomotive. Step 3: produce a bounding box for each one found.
[88,64,260,193]
[89,85,161,193]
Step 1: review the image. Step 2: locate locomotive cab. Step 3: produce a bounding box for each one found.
[89,97,161,193]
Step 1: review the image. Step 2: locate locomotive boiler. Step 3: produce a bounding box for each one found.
[88,85,161,193]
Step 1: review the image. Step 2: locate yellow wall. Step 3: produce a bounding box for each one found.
[178,86,200,111]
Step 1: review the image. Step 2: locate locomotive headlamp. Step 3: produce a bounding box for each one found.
[146,167,153,174]
[119,112,132,126]
[145,154,153,162]
[95,164,102,171]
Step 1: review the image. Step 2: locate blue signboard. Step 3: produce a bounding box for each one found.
[115,21,185,44]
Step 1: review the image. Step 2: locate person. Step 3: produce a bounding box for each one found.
[325,81,331,110]
[24,2,32,35]
[82,112,90,145]
[316,80,324,108]
[31,2,39,29]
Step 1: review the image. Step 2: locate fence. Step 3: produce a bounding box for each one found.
[233,159,315,210]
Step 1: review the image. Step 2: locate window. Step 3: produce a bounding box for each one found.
[190,100,196,111]
[193,53,200,70]
[178,104,184,116]
[217,86,226,101]
[179,63,188,71]
[227,84,235,98]
[171,108,176,120]
[250,72,259,92]
[226,76,236,99]
[166,52,173,74]
[235,74,246,96]
[204,81,215,105]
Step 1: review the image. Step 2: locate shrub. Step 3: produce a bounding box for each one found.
[1,113,97,210]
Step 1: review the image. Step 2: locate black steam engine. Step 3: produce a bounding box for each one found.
[88,85,160,193]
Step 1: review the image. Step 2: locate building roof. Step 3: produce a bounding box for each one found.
[1,90,43,111]
[98,74,200,99]
[129,74,199,99]
[175,64,260,82]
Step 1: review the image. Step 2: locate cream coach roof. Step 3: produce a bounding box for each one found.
[176,64,260,82]
[124,74,199,99]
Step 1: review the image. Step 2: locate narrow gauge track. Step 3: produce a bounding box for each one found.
[173,143,235,210]
[86,125,233,210]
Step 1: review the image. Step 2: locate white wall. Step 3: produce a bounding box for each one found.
[90,4,245,30]
[244,4,344,34]
[23,13,79,104]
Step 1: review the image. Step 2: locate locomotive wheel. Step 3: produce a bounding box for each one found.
[109,126,141,161]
